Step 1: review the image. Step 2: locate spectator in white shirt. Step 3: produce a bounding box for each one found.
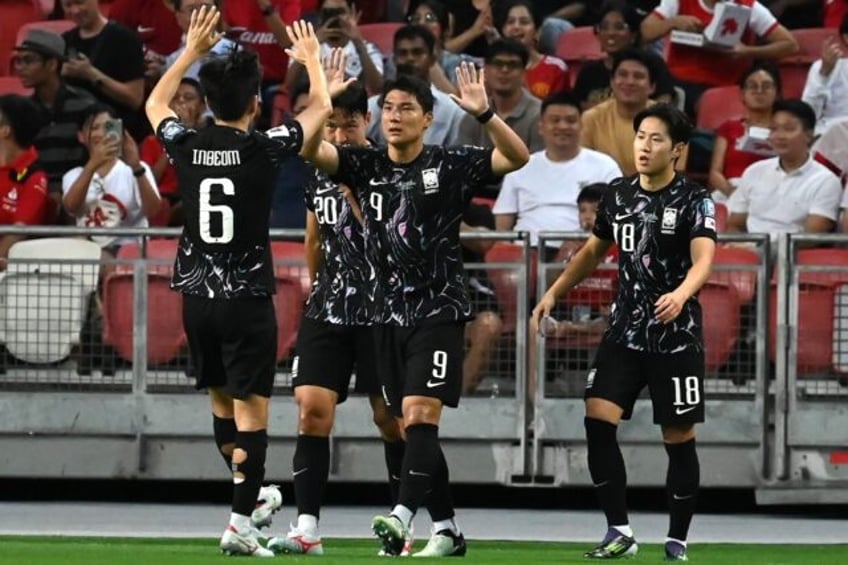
[493,92,622,259]
[801,15,848,136]
[728,99,842,239]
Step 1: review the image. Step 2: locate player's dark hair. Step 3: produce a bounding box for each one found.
[406,0,450,39]
[332,82,368,117]
[577,183,608,205]
[0,94,45,148]
[179,76,205,99]
[495,1,540,32]
[199,50,261,122]
[611,47,655,84]
[633,103,693,145]
[485,38,529,68]
[597,0,641,39]
[77,102,119,130]
[379,74,434,114]
[394,24,437,55]
[541,91,582,115]
[738,60,782,97]
[772,99,817,132]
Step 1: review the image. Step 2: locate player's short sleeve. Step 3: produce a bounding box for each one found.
[264,120,304,158]
[304,168,319,212]
[448,146,496,199]
[688,193,718,241]
[156,117,196,160]
[592,188,615,241]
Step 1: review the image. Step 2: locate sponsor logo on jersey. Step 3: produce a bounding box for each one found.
[704,217,716,231]
[661,207,678,234]
[586,368,596,389]
[422,168,440,194]
[7,188,17,201]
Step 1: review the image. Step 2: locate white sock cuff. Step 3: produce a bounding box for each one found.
[612,524,634,538]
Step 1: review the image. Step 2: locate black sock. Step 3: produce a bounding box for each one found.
[425,447,455,523]
[231,430,267,518]
[384,439,405,505]
[293,434,330,519]
[213,415,237,470]
[665,438,699,541]
[585,417,628,528]
[397,423,439,515]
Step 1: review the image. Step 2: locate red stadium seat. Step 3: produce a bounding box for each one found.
[710,245,760,304]
[696,86,745,132]
[714,202,728,233]
[270,240,311,301]
[769,282,835,374]
[700,281,741,372]
[116,238,178,275]
[0,76,32,95]
[777,28,833,99]
[0,1,40,76]
[555,26,603,85]
[359,23,402,60]
[795,248,848,287]
[148,198,171,227]
[484,243,537,333]
[471,196,495,209]
[34,0,53,18]
[272,275,303,361]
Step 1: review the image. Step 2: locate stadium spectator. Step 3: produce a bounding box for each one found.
[271,86,310,229]
[709,61,781,201]
[640,0,797,117]
[285,0,385,97]
[140,78,207,211]
[445,0,501,59]
[535,1,596,56]
[0,95,50,265]
[727,100,842,239]
[824,0,848,28]
[164,0,241,82]
[802,14,848,135]
[494,92,621,256]
[572,1,675,110]
[62,104,161,254]
[367,26,464,145]
[581,49,682,175]
[60,0,147,137]
[108,0,182,76]
[404,0,479,95]
[497,0,569,99]
[14,29,95,212]
[457,39,543,152]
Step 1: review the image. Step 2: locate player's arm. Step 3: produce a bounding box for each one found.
[531,234,613,326]
[285,23,334,158]
[450,62,530,176]
[304,211,322,283]
[733,22,798,60]
[655,237,715,323]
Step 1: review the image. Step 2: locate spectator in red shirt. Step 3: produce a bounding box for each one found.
[0,95,50,264]
[140,77,207,204]
[108,0,182,63]
[824,0,848,28]
[498,0,569,99]
[709,62,781,201]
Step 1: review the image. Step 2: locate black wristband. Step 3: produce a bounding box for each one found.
[261,4,276,16]
[475,107,494,124]
[132,166,146,178]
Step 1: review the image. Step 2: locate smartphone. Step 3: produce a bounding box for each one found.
[103,118,123,157]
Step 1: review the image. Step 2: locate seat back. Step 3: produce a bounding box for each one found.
[358,23,401,60]
[273,275,303,361]
[714,202,728,233]
[484,243,537,333]
[271,240,311,301]
[700,282,741,372]
[696,86,745,132]
[555,26,603,85]
[795,248,848,286]
[0,1,39,77]
[710,245,760,304]
[117,238,178,275]
[769,282,835,374]
[0,76,32,95]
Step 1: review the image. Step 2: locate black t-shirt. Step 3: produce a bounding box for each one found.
[303,166,374,326]
[593,174,717,353]
[156,117,304,298]
[573,52,676,109]
[334,145,496,326]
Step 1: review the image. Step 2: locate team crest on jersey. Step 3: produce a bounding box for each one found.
[422,168,440,194]
[661,207,678,234]
[161,120,184,142]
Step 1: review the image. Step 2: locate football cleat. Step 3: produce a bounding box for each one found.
[372,514,410,557]
[378,523,414,556]
[251,485,283,529]
[412,528,467,557]
[219,524,275,557]
[664,540,689,561]
[267,525,324,555]
[584,528,638,559]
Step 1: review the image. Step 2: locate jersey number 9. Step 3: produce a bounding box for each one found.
[199,178,235,244]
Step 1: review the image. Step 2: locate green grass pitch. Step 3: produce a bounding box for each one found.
[2,537,848,564]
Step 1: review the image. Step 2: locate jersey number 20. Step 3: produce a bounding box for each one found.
[199,178,234,244]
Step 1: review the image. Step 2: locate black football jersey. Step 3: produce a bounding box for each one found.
[303,166,375,325]
[157,118,303,298]
[593,174,717,353]
[334,145,496,326]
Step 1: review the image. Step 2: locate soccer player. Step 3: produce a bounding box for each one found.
[145,6,332,557]
[532,104,716,562]
[266,77,408,556]
[302,64,530,557]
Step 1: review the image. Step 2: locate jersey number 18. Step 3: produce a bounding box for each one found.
[612,221,635,253]
[199,178,234,244]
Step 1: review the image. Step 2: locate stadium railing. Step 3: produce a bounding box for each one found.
[0,225,846,503]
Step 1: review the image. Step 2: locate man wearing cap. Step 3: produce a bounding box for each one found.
[14,29,95,220]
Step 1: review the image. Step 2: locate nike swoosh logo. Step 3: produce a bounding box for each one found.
[675,406,697,415]
[292,468,309,476]
[315,185,337,195]
[369,178,389,186]
[673,493,694,500]
[615,213,635,221]
[426,380,446,388]
[137,25,154,33]
[408,470,430,477]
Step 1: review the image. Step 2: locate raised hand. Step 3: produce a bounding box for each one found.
[285,20,321,66]
[324,48,356,98]
[185,4,222,57]
[449,62,490,117]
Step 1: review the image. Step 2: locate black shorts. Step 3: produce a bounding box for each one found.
[182,294,277,400]
[585,340,705,426]
[373,321,465,418]
[292,317,380,403]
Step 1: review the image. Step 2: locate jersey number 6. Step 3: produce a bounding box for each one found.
[199,177,234,244]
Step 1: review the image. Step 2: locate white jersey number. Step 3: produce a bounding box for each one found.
[199,178,235,244]
[672,375,701,407]
[612,222,635,253]
[315,196,339,225]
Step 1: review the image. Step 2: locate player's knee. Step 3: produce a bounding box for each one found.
[662,425,696,444]
[402,399,442,427]
[372,407,401,441]
[468,312,502,343]
[297,402,334,435]
[585,398,623,424]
